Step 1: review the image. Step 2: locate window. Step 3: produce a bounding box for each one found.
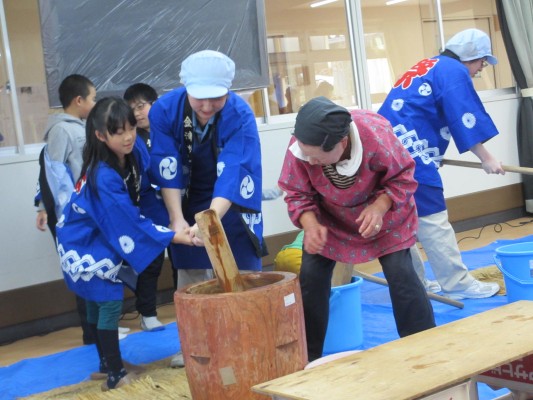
[0,0,517,154]
[1,0,49,153]
[0,27,13,149]
[263,0,357,116]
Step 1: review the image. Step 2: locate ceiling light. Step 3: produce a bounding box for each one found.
[310,0,339,8]
[385,0,408,5]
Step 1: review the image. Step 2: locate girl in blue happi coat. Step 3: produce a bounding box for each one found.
[56,97,192,391]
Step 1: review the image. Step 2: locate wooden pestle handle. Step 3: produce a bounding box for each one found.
[195,209,245,292]
[353,270,464,309]
[442,159,533,175]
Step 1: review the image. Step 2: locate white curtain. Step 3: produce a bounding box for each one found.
[498,0,533,212]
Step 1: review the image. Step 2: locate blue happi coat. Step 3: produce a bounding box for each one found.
[149,88,263,270]
[135,132,169,227]
[56,139,175,302]
[378,55,498,189]
[378,55,499,215]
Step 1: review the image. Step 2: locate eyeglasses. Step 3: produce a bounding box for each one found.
[131,102,148,112]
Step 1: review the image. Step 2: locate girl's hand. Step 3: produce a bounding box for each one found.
[172,228,193,245]
[169,217,190,233]
[189,224,205,247]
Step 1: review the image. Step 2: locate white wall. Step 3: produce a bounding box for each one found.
[258,121,297,237]
[0,154,62,291]
[0,95,522,291]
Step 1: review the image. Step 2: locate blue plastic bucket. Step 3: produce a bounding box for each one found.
[494,242,533,303]
[323,276,363,355]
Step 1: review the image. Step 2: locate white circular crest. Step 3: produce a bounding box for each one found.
[56,213,65,228]
[72,203,86,214]
[391,99,404,111]
[240,175,255,199]
[217,161,226,177]
[462,112,476,129]
[159,157,178,180]
[439,126,451,141]
[418,83,432,96]
[155,225,171,233]
[119,235,135,254]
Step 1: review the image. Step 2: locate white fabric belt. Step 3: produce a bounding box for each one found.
[521,87,533,98]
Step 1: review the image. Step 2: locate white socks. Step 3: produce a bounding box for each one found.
[141,316,165,332]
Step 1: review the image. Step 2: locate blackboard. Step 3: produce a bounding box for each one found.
[39,0,268,107]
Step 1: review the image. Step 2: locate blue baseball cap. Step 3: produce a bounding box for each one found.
[445,29,498,65]
[179,50,235,99]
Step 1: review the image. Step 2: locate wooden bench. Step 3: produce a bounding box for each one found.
[253,300,533,400]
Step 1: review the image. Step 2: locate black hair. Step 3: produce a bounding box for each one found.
[80,97,137,197]
[440,49,461,62]
[123,83,158,104]
[58,74,95,109]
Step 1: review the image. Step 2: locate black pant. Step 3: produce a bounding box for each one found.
[167,246,178,290]
[76,295,95,344]
[135,251,165,317]
[299,248,435,362]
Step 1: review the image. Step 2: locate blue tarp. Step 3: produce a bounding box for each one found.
[3,235,533,399]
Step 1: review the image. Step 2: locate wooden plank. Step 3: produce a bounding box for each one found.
[194,209,245,292]
[331,263,353,287]
[252,301,533,400]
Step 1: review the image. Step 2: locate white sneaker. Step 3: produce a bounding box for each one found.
[170,352,185,368]
[140,316,165,332]
[118,326,129,340]
[443,280,500,300]
[424,279,442,293]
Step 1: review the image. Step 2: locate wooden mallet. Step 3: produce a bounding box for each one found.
[442,159,533,175]
[195,209,246,292]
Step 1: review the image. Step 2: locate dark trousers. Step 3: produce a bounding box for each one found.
[76,295,95,344]
[135,251,165,317]
[167,247,178,290]
[300,248,435,362]
[86,300,124,374]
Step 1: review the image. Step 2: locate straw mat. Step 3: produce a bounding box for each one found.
[470,264,506,295]
[23,358,191,400]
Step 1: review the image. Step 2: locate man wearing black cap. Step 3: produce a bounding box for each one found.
[378,28,504,301]
[278,96,436,362]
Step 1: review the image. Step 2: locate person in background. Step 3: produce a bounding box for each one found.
[378,28,504,300]
[56,97,192,390]
[278,96,435,362]
[34,74,97,345]
[148,50,264,368]
[123,83,175,332]
[314,81,334,99]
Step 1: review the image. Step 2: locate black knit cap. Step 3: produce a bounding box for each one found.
[294,96,352,152]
